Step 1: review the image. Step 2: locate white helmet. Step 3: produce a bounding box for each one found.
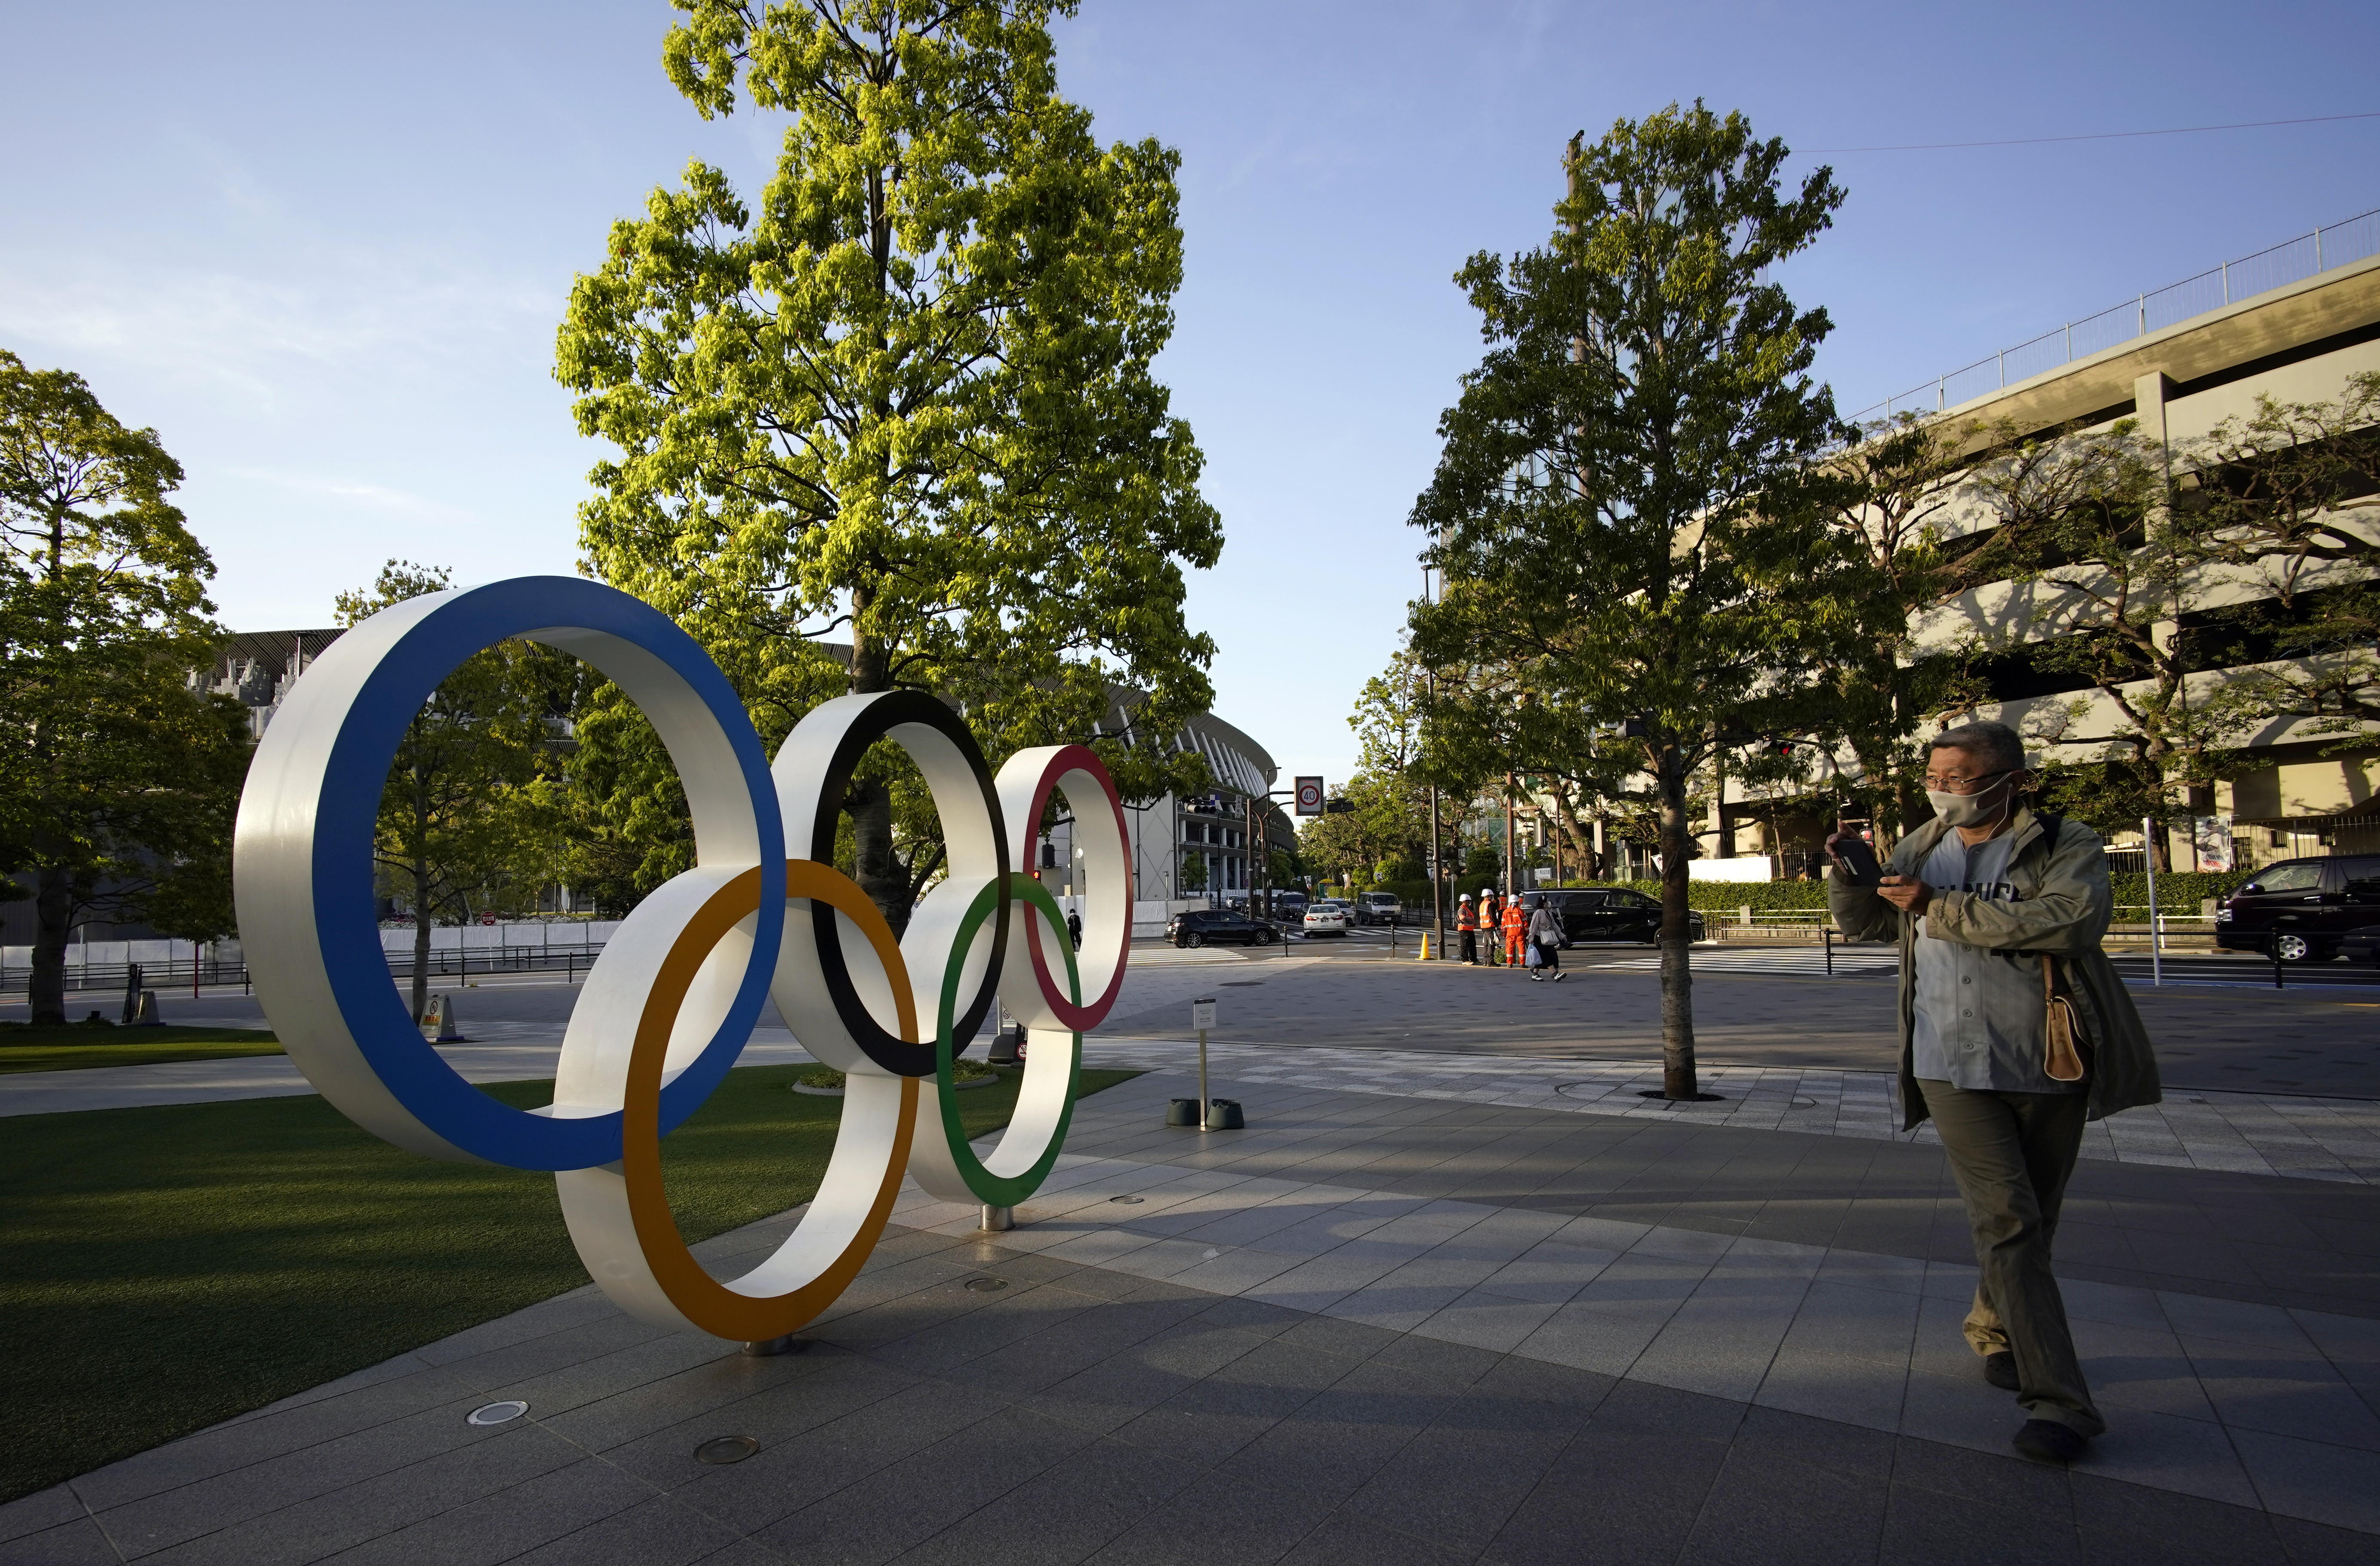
[1458,892,1472,902]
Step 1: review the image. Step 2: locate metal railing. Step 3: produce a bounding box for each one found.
[3,941,615,998]
[1848,207,2380,427]
[0,959,254,997]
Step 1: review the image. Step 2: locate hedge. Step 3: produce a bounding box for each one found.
[1592,870,2255,914]
[1345,866,2257,917]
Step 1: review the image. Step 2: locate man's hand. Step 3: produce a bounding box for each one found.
[1875,874,1932,916]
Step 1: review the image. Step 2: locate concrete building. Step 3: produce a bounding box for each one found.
[1029,706,1294,935]
[192,628,1288,931]
[1701,209,2380,877]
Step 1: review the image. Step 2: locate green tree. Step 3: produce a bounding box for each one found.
[2193,370,2380,732]
[555,0,1221,934]
[1954,420,2265,869]
[1408,106,1867,1099]
[0,351,247,1024]
[335,563,567,1021]
[1815,413,1986,847]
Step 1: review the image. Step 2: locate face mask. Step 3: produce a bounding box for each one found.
[1928,773,2013,828]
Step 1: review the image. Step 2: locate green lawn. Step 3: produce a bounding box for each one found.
[0,1025,284,1075]
[0,1063,1139,1502]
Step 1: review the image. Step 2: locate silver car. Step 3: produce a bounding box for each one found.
[1302,905,1351,938]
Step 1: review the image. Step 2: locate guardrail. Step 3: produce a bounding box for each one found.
[1847,207,2380,426]
[2,941,615,998]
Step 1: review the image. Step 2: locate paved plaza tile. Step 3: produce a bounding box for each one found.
[8,1071,2377,1564]
[1082,1039,2380,1186]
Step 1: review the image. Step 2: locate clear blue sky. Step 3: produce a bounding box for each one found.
[5,1,2376,789]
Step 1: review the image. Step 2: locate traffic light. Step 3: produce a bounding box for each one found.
[1324,797,1354,814]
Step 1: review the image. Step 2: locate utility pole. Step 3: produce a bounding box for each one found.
[1243,792,1257,916]
[1505,771,1518,897]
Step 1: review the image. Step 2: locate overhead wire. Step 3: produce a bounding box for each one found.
[1804,110,2380,155]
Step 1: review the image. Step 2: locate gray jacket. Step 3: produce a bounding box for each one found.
[1527,905,1562,946]
[1830,806,2161,1130]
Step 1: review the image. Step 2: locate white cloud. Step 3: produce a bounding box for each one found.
[0,243,557,414]
[221,466,469,521]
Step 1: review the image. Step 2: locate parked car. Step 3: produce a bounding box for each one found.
[1358,891,1403,926]
[2215,855,2380,962]
[1519,888,1707,946]
[1166,908,1279,948]
[1302,905,1351,938]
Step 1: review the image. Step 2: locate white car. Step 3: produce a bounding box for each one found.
[1302,905,1351,938]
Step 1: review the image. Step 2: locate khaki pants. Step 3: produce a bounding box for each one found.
[1919,1079,2105,1437]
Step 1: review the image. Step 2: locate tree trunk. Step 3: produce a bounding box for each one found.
[1656,745,1700,1100]
[2141,745,2172,874]
[847,776,909,935]
[842,600,912,936]
[29,864,75,1027]
[411,858,431,1023]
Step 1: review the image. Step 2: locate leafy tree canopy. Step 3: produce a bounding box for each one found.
[0,350,246,1022]
[1405,105,1879,1095]
[556,0,1222,929]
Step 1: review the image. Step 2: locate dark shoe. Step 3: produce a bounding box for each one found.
[2011,1420,2087,1463]
[1983,1351,2019,1392]
[1552,972,1565,982]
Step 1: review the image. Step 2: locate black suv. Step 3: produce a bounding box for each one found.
[1166,908,1279,948]
[1518,889,1706,946]
[2216,854,2380,963]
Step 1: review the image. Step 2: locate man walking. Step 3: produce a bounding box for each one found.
[1456,893,1479,964]
[1502,892,1528,969]
[1829,720,2158,1465]
[1526,895,1565,981]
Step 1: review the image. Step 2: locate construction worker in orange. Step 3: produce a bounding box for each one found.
[1456,893,1479,964]
[1502,892,1528,969]
[1478,886,1503,964]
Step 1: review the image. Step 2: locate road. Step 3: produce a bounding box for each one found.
[12,931,2375,1101]
[1115,931,2380,1098]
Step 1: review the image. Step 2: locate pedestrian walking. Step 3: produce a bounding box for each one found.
[1828,720,2158,1466]
[1526,896,1564,981]
[1479,887,1503,964]
[1065,908,1083,951]
[1501,892,1528,967]
[1456,893,1479,964]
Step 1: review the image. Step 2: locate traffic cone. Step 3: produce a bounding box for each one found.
[1418,934,1430,961]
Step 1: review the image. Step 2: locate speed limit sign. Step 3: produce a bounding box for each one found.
[1294,776,1324,816]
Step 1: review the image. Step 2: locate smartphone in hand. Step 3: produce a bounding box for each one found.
[1828,832,1884,888]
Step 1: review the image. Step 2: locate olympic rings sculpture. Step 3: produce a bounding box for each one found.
[233,576,1132,1342]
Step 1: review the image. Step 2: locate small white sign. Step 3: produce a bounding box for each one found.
[1190,999,1217,1032]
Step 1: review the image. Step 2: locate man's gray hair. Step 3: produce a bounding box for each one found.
[1929,720,2027,774]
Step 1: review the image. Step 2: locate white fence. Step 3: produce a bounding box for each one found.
[376,920,621,954]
